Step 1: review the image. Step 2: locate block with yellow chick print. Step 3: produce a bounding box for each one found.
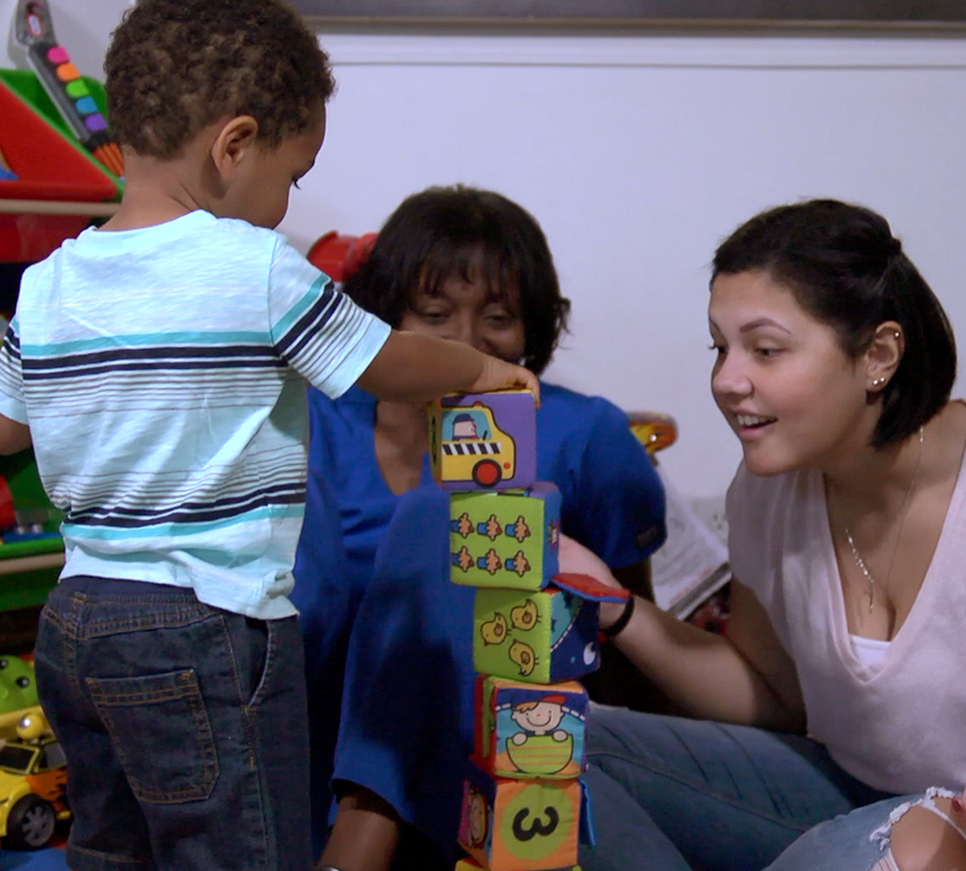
[473,573,628,685]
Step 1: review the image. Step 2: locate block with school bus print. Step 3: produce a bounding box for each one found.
[430,389,536,491]
[473,674,588,781]
[450,483,561,590]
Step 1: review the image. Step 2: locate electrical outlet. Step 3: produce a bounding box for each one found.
[689,495,728,544]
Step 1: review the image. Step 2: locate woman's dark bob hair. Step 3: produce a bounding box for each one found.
[343,185,570,375]
[712,199,956,448]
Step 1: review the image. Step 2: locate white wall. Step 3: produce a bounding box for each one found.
[5,3,966,498]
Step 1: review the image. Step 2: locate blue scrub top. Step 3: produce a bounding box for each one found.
[291,381,666,857]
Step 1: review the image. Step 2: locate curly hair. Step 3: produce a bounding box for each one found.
[104,0,335,159]
[344,186,571,375]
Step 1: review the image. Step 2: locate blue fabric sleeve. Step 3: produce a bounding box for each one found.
[332,486,473,860]
[560,398,666,569]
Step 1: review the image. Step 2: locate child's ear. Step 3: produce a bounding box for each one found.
[210,116,259,181]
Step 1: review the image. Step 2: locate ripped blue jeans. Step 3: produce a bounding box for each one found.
[578,707,916,871]
[33,576,312,871]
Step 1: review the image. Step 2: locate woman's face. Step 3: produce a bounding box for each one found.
[709,270,871,476]
[398,274,526,364]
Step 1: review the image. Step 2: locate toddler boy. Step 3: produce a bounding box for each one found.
[0,1,537,869]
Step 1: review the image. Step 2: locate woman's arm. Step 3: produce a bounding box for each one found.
[609,581,804,730]
[562,537,805,731]
[320,786,400,871]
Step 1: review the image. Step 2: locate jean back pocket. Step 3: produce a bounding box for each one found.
[87,668,219,804]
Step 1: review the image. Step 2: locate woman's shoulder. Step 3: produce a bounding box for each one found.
[306,385,378,470]
[307,384,375,428]
[538,381,630,434]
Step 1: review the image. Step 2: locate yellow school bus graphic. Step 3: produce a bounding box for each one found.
[440,403,516,487]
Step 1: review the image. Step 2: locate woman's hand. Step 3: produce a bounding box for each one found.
[559,534,621,588]
[559,534,629,630]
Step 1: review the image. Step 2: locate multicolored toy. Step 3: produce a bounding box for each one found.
[430,390,536,491]
[627,410,678,457]
[0,654,40,741]
[13,0,124,178]
[473,574,627,685]
[450,484,561,590]
[474,675,588,781]
[459,763,582,871]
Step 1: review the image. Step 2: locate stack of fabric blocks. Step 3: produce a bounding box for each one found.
[429,389,629,871]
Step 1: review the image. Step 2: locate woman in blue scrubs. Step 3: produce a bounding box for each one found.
[292,185,667,870]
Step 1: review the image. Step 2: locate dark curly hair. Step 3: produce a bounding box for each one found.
[712,199,956,448]
[343,186,571,375]
[104,0,335,159]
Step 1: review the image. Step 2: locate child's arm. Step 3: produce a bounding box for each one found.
[0,414,30,455]
[355,330,540,403]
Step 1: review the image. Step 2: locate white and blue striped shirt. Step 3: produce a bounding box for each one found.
[0,210,390,618]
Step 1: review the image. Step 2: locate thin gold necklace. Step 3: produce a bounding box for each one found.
[843,425,924,613]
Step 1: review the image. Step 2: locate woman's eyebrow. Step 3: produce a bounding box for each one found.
[739,317,791,334]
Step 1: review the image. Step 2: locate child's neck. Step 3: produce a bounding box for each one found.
[99,146,211,231]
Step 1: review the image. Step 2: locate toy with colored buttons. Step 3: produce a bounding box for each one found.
[14,0,124,177]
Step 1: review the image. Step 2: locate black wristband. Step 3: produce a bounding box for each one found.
[600,595,635,639]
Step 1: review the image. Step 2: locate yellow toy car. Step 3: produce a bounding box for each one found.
[434,402,517,488]
[0,710,70,849]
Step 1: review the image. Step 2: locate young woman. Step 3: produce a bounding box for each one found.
[290,185,667,869]
[571,199,966,871]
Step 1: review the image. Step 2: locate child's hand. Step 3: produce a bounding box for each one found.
[470,355,541,406]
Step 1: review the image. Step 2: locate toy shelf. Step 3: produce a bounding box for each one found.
[0,68,121,263]
[0,199,117,216]
[0,451,64,613]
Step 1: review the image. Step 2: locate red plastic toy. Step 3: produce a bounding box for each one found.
[306,231,377,281]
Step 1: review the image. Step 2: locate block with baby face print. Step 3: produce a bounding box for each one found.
[473,674,588,781]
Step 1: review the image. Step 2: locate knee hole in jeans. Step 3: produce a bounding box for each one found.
[873,793,966,871]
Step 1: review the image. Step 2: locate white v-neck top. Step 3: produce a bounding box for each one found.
[727,444,966,795]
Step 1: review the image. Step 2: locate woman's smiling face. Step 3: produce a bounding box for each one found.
[398,272,526,365]
[709,270,872,477]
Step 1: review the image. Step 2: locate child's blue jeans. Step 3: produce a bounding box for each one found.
[33,576,312,871]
